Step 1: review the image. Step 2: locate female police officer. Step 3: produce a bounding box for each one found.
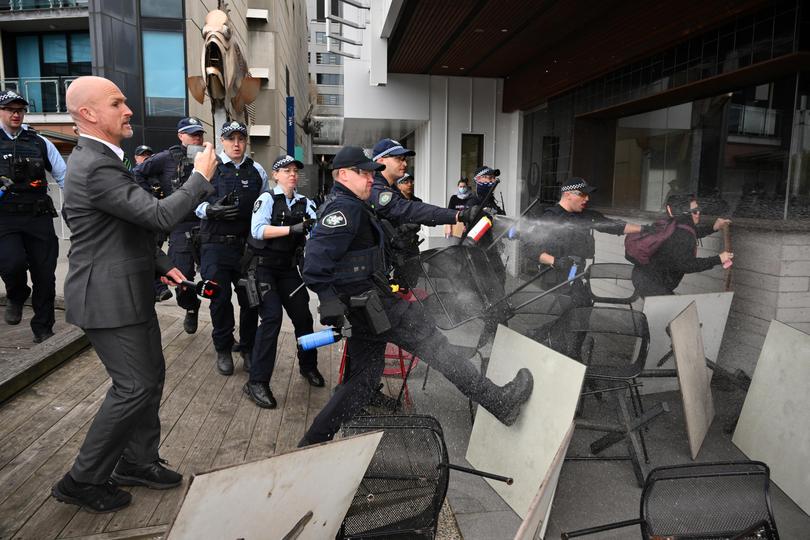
[243,155,323,408]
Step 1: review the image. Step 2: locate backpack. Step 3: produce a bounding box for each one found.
[625,218,695,266]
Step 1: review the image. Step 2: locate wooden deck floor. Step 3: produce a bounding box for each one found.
[0,313,344,540]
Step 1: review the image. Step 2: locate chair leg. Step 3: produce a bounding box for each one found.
[338,345,348,384]
[422,365,431,390]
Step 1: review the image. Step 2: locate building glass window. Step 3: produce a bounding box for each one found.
[316,93,343,106]
[316,52,342,65]
[142,30,186,116]
[316,31,326,44]
[140,0,182,18]
[460,134,484,181]
[316,73,342,85]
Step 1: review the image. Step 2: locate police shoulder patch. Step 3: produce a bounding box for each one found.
[379,191,393,207]
[322,210,347,228]
[253,199,262,213]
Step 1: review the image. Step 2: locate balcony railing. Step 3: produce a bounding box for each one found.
[0,77,77,113]
[0,0,88,11]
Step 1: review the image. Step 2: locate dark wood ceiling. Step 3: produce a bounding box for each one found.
[388,0,770,112]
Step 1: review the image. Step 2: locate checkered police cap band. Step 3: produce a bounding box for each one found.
[273,155,296,170]
[474,167,496,180]
[221,121,247,137]
[561,181,587,192]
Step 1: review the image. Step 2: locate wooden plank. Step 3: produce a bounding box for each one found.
[58,321,205,539]
[0,326,90,404]
[140,359,246,530]
[243,333,295,463]
[103,344,228,532]
[61,524,167,540]
[0,381,108,509]
[0,351,108,470]
[273,333,312,454]
[0,418,93,539]
[0,349,99,440]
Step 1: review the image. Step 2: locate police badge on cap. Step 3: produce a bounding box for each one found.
[272,154,304,171]
[0,90,29,107]
[221,121,248,137]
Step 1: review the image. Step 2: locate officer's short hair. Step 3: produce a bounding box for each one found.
[331,169,340,181]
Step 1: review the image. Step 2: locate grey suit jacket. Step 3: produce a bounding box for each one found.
[63,136,215,329]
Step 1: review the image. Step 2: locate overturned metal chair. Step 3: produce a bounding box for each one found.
[543,306,668,485]
[561,461,780,539]
[338,414,512,539]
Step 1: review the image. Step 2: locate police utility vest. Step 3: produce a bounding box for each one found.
[248,193,308,268]
[317,193,387,287]
[0,128,51,203]
[201,158,263,237]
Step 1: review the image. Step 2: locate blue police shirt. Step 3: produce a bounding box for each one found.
[370,172,457,227]
[194,152,269,218]
[1,123,67,188]
[250,184,317,240]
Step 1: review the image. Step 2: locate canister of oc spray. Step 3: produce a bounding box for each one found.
[466,216,492,243]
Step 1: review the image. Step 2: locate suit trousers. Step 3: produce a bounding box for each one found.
[250,266,317,384]
[70,315,164,484]
[0,213,58,335]
[303,291,486,444]
[200,242,258,352]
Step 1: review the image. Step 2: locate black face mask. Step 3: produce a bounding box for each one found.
[476,181,494,199]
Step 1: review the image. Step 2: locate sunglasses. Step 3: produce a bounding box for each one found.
[1,107,27,115]
[348,167,373,176]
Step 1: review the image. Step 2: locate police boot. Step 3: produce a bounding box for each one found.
[478,368,534,426]
[4,302,23,325]
[241,348,252,372]
[216,349,234,376]
[183,310,198,334]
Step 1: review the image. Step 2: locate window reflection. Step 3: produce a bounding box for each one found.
[142,31,186,116]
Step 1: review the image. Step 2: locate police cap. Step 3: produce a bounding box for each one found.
[331,146,384,171]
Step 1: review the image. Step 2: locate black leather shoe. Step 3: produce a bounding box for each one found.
[241,348,252,372]
[111,458,182,490]
[243,381,277,409]
[33,329,55,344]
[52,473,131,513]
[155,289,173,303]
[4,302,23,325]
[183,310,198,334]
[490,368,534,426]
[216,350,234,375]
[300,367,325,387]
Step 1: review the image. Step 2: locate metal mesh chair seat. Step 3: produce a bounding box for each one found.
[545,306,650,379]
[586,262,640,305]
[643,462,779,539]
[562,461,780,539]
[339,415,450,539]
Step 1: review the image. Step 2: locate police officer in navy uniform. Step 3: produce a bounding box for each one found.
[466,165,505,216]
[195,121,266,375]
[370,138,475,289]
[298,146,533,446]
[244,154,324,408]
[135,118,207,330]
[0,90,67,342]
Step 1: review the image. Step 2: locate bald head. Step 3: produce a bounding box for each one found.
[67,76,133,146]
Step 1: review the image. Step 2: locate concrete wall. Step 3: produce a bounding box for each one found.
[589,217,810,375]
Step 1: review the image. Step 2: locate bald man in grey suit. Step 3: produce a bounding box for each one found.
[51,76,219,513]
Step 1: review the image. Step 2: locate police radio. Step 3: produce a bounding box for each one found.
[180,279,221,299]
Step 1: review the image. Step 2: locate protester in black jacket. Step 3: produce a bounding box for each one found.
[632,193,733,296]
